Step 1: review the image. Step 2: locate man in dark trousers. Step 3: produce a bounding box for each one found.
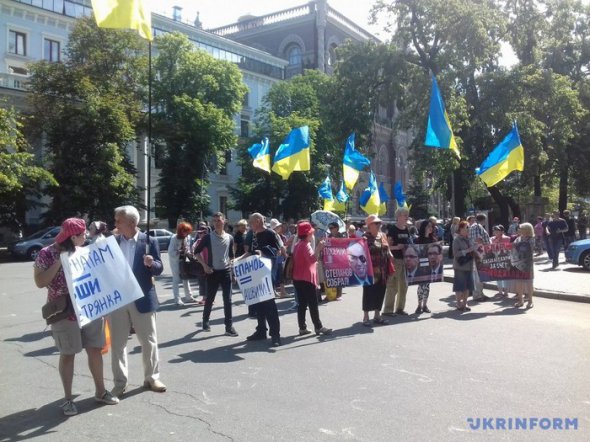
[193,212,238,337]
[238,212,282,347]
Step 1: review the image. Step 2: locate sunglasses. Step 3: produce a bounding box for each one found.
[349,254,367,263]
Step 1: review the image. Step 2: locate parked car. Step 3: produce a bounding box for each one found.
[8,226,60,260]
[565,239,590,270]
[146,229,174,251]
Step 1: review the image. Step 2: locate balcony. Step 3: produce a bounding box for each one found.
[0,73,28,91]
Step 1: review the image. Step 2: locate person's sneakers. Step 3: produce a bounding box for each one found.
[246,331,267,341]
[95,390,120,405]
[315,327,332,336]
[225,327,239,337]
[111,384,128,398]
[202,322,211,332]
[271,336,282,347]
[175,299,185,306]
[299,328,312,336]
[395,310,408,315]
[61,400,78,416]
[415,306,422,314]
[422,306,431,313]
[381,311,396,317]
[143,379,167,392]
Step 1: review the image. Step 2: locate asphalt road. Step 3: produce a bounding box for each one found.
[0,260,588,441]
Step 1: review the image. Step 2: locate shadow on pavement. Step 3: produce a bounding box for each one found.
[4,330,51,344]
[0,395,117,440]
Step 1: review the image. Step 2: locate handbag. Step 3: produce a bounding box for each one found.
[180,257,204,279]
[42,295,73,325]
[457,253,473,266]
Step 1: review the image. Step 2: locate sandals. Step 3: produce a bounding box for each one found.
[514,302,524,308]
[362,320,372,327]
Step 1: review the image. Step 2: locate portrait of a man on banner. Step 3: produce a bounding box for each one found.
[322,238,374,288]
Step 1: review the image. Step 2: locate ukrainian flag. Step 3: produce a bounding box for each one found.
[331,181,348,212]
[343,133,370,190]
[318,176,334,200]
[378,182,390,216]
[91,0,153,41]
[359,172,380,215]
[476,123,524,187]
[424,76,460,158]
[248,137,271,173]
[271,126,310,180]
[393,181,407,208]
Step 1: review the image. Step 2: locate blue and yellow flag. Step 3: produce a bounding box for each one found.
[424,76,460,158]
[476,123,524,187]
[336,181,349,204]
[248,137,271,173]
[359,172,380,215]
[343,133,370,190]
[393,181,407,208]
[272,126,310,180]
[91,0,153,41]
[318,176,333,201]
[378,182,390,216]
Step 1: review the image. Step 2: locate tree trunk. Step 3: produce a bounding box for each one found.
[454,171,466,216]
[487,186,510,226]
[534,174,541,197]
[558,164,568,213]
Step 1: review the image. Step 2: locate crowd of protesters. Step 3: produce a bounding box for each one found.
[34,204,586,416]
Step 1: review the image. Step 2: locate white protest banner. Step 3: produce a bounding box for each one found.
[232,255,274,305]
[61,236,144,327]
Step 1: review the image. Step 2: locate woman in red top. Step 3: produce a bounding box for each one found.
[292,221,332,336]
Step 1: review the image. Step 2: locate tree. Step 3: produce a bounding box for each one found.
[232,71,326,220]
[28,17,144,224]
[0,105,56,228]
[152,33,247,226]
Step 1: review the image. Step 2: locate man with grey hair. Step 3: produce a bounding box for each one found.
[239,212,282,347]
[383,207,411,316]
[109,205,166,397]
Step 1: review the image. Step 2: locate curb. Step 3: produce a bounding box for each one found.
[442,275,590,304]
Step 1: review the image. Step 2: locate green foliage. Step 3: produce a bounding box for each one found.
[27,17,143,224]
[0,106,56,225]
[153,33,247,225]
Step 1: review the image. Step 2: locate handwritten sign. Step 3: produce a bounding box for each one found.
[61,236,144,327]
[232,255,274,305]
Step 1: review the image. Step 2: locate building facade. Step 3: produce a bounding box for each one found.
[0,0,287,227]
[1,0,408,228]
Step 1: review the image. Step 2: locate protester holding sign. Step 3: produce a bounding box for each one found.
[362,215,394,327]
[34,217,118,417]
[110,206,166,397]
[508,223,535,308]
[292,222,332,336]
[452,221,476,312]
[241,213,282,347]
[414,220,436,314]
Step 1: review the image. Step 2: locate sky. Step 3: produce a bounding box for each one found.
[156,0,385,38]
[156,0,519,64]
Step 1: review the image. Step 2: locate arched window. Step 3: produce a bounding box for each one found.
[287,45,302,65]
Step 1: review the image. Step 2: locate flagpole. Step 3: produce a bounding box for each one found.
[146,40,152,253]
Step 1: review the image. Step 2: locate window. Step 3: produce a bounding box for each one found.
[242,92,249,108]
[240,120,249,138]
[44,39,61,62]
[9,31,27,56]
[219,196,228,218]
[287,45,302,65]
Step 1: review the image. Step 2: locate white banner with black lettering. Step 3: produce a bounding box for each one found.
[61,236,144,327]
[232,255,274,305]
